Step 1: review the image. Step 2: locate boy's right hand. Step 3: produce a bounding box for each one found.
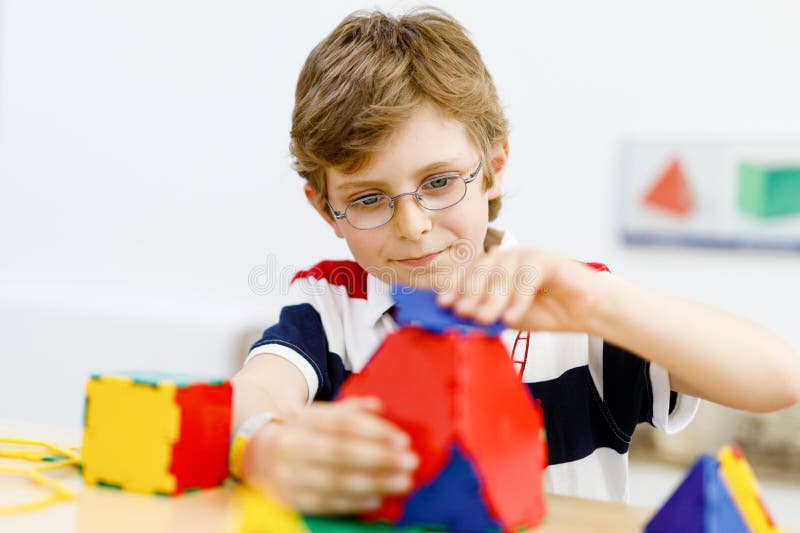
[242,396,418,515]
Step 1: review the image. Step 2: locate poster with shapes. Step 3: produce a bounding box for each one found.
[618,141,800,252]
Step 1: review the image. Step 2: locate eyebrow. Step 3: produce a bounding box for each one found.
[335,158,466,194]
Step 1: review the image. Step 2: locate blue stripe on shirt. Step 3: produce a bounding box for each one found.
[601,342,653,429]
[254,309,661,464]
[250,303,348,401]
[527,342,652,465]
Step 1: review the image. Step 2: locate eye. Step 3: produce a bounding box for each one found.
[352,194,383,207]
[422,174,457,191]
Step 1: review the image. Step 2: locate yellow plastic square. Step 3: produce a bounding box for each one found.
[82,376,181,494]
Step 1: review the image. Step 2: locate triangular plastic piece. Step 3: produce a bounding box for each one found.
[718,446,780,532]
[399,443,502,532]
[643,158,693,216]
[337,327,458,522]
[234,485,308,533]
[645,455,748,533]
[457,333,547,530]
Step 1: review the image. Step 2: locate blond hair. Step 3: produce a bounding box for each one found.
[290,7,508,222]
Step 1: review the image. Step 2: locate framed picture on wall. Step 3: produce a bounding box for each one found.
[617,141,800,253]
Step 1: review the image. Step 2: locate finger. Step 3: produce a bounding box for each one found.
[452,249,494,317]
[277,428,418,472]
[435,276,457,306]
[338,396,383,413]
[502,280,537,326]
[303,403,410,448]
[435,262,465,307]
[503,252,542,324]
[278,463,413,497]
[453,248,504,318]
[473,252,520,324]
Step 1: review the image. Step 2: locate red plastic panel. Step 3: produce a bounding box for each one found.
[170,382,232,493]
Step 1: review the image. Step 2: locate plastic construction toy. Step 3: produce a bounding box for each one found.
[391,287,505,337]
[82,371,232,496]
[645,445,780,533]
[738,163,800,218]
[230,484,428,533]
[336,286,548,533]
[0,438,80,515]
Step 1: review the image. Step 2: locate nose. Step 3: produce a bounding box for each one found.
[391,195,431,241]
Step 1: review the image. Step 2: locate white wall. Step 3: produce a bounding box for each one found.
[1,0,799,427]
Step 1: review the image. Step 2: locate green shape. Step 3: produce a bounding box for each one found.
[738,163,800,217]
[97,480,123,490]
[83,396,90,428]
[303,517,426,533]
[109,370,226,389]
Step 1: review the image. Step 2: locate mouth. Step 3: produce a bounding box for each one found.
[395,247,448,268]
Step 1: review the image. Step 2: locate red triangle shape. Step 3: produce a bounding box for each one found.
[643,158,693,216]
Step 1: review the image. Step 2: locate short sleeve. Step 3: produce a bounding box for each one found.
[246,273,350,403]
[598,341,699,437]
[648,361,700,434]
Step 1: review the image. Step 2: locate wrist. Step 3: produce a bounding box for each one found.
[229,412,284,480]
[581,272,631,338]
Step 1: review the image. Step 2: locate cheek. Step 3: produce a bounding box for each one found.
[450,194,490,230]
[342,231,386,262]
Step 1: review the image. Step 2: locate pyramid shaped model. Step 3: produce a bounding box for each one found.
[646,446,780,533]
[337,288,547,532]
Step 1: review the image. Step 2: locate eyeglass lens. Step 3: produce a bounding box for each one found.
[345,175,468,230]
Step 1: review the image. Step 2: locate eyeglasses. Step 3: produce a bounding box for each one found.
[327,161,483,230]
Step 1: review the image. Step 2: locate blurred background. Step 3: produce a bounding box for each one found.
[1,0,798,522]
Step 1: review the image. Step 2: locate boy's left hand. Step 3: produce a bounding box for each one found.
[436,247,607,333]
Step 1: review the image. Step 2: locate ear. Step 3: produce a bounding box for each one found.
[304,183,345,239]
[485,137,509,200]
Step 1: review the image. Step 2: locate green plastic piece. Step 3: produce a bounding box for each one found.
[97,480,123,490]
[303,517,426,532]
[83,397,90,428]
[738,163,800,217]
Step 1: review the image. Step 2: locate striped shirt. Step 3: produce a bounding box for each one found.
[246,232,699,502]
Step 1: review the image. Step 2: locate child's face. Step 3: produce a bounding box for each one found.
[316,102,506,287]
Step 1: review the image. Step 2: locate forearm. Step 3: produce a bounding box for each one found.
[231,355,309,435]
[586,275,800,412]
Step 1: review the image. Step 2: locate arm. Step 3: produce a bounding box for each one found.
[585,274,800,413]
[438,247,800,414]
[231,354,309,432]
[231,353,418,515]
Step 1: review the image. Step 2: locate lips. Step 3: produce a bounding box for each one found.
[396,248,447,267]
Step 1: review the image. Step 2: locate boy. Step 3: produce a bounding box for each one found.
[231,8,800,516]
